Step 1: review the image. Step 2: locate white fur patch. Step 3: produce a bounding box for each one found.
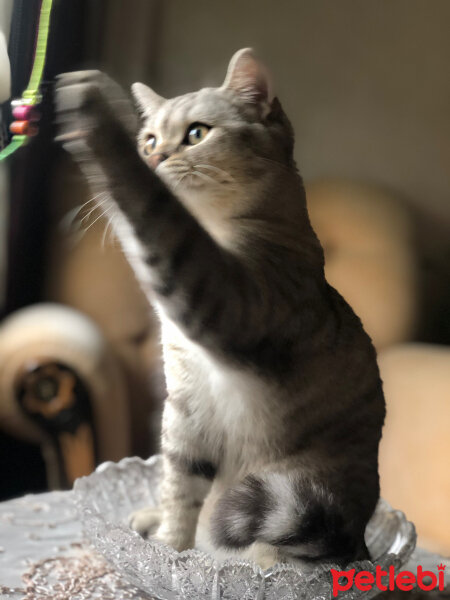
[260,473,299,540]
[112,211,154,291]
[160,315,279,479]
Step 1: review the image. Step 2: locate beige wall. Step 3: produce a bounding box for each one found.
[133,0,450,222]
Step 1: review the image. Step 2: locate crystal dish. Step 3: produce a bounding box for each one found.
[74,456,417,600]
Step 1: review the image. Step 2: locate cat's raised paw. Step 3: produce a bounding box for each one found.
[55,70,137,146]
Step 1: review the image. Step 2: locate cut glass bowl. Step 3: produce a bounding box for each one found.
[74,456,416,600]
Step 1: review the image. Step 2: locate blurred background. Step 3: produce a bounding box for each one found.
[0,0,449,555]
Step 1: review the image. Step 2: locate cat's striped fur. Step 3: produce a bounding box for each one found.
[56,49,385,568]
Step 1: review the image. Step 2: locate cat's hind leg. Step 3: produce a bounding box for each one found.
[210,467,374,566]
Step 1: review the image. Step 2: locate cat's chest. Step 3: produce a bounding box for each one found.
[160,316,279,469]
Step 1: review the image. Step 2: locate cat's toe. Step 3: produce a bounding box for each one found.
[128,506,162,537]
[241,542,281,571]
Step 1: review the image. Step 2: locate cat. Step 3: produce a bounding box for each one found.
[55,48,385,569]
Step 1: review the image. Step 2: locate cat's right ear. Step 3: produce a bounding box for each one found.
[131,82,164,117]
[222,48,272,106]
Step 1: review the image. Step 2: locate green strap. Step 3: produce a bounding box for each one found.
[22,0,53,104]
[0,0,54,161]
[0,135,27,159]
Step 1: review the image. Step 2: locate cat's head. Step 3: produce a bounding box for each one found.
[132,49,297,243]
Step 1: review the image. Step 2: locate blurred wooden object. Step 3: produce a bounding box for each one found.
[307,180,417,350]
[0,303,130,488]
[379,344,450,555]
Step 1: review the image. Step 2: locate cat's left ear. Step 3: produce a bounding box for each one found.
[222,48,272,106]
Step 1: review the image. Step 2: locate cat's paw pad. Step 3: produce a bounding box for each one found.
[128,505,162,537]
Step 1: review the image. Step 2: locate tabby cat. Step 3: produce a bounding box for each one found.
[56,49,385,569]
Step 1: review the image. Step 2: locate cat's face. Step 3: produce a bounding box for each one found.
[132,49,295,243]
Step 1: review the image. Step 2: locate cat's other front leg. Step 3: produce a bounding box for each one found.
[129,453,212,550]
[130,396,217,551]
[151,452,213,551]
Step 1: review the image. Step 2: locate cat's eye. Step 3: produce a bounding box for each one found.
[143,135,157,155]
[185,123,210,146]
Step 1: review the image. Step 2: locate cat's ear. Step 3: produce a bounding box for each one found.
[131,82,164,116]
[222,48,272,105]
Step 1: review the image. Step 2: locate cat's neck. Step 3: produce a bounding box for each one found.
[176,169,305,250]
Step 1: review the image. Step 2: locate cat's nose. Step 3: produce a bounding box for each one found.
[149,153,169,169]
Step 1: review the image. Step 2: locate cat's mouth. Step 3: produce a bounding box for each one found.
[159,169,208,192]
[158,162,228,193]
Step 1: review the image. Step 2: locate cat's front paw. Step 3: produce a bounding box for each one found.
[128,505,162,537]
[240,542,281,571]
[154,523,194,552]
[129,508,194,551]
[55,70,137,150]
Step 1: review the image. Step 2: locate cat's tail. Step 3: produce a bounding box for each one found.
[210,471,371,565]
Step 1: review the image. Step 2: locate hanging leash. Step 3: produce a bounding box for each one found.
[0,0,54,161]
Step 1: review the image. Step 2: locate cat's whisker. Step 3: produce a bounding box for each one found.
[173,172,190,191]
[192,170,219,186]
[80,203,105,225]
[80,197,109,224]
[89,190,110,203]
[71,200,94,219]
[101,213,118,250]
[80,190,109,209]
[168,160,188,170]
[194,164,238,183]
[71,190,109,220]
[59,206,84,235]
[255,155,294,174]
[84,206,115,233]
